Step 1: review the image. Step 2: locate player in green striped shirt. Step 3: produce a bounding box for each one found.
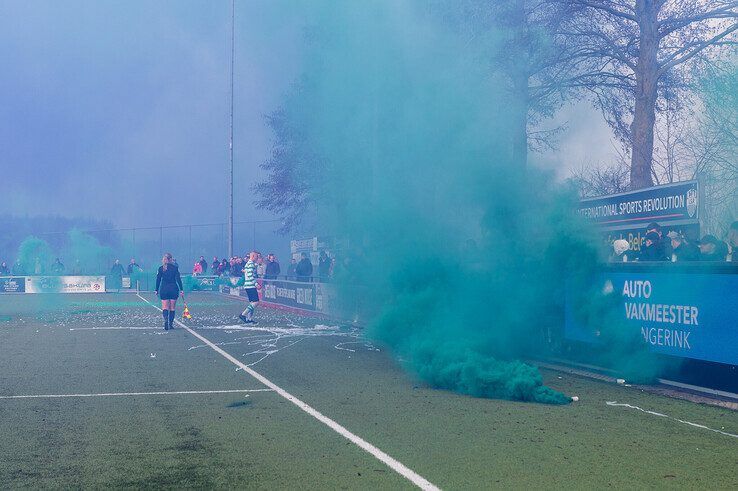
[239,251,260,324]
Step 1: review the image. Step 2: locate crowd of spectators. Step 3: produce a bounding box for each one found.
[189,250,334,282]
[610,221,738,263]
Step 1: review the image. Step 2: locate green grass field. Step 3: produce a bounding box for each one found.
[1,292,736,489]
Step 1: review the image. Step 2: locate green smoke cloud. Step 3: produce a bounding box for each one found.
[62,229,112,275]
[16,236,55,275]
[261,1,605,404]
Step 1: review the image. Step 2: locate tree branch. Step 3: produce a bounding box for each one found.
[658,23,738,74]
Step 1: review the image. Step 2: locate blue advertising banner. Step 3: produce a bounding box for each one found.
[261,280,316,311]
[0,276,26,293]
[566,272,738,365]
[578,180,699,229]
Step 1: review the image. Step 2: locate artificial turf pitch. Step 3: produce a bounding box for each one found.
[0,292,736,489]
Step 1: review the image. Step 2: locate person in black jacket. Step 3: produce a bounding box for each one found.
[666,232,699,261]
[155,252,184,330]
[295,253,313,282]
[318,251,331,282]
[110,259,125,291]
[699,235,728,262]
[264,254,280,279]
[198,256,208,274]
[638,232,669,261]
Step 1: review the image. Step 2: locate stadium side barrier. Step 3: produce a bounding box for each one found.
[0,276,106,294]
[565,263,738,366]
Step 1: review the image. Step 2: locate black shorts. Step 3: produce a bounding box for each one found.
[159,286,180,300]
[244,287,259,302]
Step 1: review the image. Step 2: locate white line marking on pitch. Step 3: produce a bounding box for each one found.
[0,389,274,400]
[606,401,738,439]
[136,293,439,491]
[69,327,161,331]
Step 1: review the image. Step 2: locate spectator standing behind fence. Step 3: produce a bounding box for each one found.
[318,251,331,281]
[256,254,266,278]
[34,257,43,275]
[639,231,669,261]
[192,261,203,276]
[219,258,229,276]
[699,235,728,261]
[645,222,672,259]
[610,239,633,262]
[211,257,220,273]
[12,259,24,275]
[296,252,313,282]
[265,254,280,279]
[198,256,208,274]
[127,258,142,275]
[667,232,699,262]
[728,222,738,262]
[0,261,9,275]
[287,258,297,280]
[110,259,125,291]
[51,258,64,274]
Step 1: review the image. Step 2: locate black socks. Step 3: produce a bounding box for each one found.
[168,310,175,325]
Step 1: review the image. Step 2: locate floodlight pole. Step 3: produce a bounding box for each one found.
[227,0,235,259]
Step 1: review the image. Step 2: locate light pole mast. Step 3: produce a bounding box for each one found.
[227,0,235,258]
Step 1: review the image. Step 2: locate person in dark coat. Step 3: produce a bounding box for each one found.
[0,261,10,275]
[295,253,313,282]
[127,258,142,275]
[639,232,669,261]
[211,257,220,273]
[51,258,65,274]
[264,254,280,280]
[667,232,699,262]
[645,222,672,259]
[318,251,331,282]
[699,235,728,262]
[110,259,125,291]
[155,252,184,330]
[287,258,297,280]
[198,256,208,274]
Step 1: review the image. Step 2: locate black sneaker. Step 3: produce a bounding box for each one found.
[238,314,248,323]
[168,322,174,330]
[245,319,258,325]
[164,321,169,331]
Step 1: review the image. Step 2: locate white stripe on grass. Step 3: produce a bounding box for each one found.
[0,389,273,400]
[606,401,738,439]
[136,293,440,491]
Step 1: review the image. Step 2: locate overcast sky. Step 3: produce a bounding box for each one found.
[1,1,615,230]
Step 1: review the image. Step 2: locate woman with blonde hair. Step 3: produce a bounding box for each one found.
[155,253,183,330]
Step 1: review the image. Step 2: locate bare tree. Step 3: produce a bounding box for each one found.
[689,61,738,234]
[570,156,631,197]
[558,0,738,189]
[443,0,584,167]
